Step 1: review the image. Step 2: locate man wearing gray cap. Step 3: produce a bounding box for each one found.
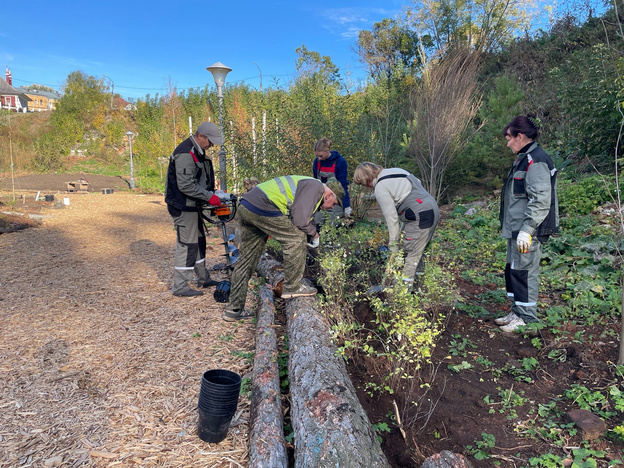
[165,122,224,297]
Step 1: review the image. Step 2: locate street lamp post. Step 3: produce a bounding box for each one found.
[126,131,135,189]
[206,62,231,191]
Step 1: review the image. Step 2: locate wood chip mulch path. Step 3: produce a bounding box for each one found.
[0,192,256,467]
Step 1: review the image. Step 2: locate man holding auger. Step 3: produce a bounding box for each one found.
[164,122,227,297]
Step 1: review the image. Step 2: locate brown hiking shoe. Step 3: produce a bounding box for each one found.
[173,289,203,297]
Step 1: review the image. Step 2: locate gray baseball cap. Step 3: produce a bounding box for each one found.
[196,122,223,145]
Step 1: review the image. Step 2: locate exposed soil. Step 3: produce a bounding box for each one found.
[347,278,623,467]
[0,173,131,193]
[0,174,131,233]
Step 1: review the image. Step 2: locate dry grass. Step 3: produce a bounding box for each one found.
[0,192,255,467]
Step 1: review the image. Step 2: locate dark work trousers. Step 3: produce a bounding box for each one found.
[172,209,209,294]
[313,205,345,230]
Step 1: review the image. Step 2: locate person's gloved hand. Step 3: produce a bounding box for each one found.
[208,194,221,206]
[217,191,231,202]
[307,235,320,249]
[517,231,532,254]
[389,244,399,253]
[344,207,352,218]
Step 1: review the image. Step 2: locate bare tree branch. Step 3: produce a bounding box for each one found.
[407,47,483,200]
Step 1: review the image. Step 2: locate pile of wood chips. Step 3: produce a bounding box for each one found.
[0,192,256,467]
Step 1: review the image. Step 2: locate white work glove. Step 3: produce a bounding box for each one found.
[214,189,230,202]
[517,231,532,254]
[307,236,320,249]
[344,207,352,218]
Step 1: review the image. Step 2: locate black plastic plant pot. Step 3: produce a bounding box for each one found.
[201,369,241,391]
[198,393,239,406]
[197,399,239,415]
[197,407,235,443]
[213,281,231,303]
[197,369,241,414]
[198,386,241,400]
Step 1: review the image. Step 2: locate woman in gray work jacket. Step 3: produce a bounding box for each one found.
[353,162,439,289]
[496,113,559,332]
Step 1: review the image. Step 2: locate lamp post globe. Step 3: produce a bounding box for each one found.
[206,62,231,191]
[126,131,135,189]
[206,62,231,97]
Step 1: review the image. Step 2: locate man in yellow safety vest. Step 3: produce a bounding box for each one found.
[223,175,344,322]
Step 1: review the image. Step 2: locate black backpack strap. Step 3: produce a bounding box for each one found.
[377,174,408,183]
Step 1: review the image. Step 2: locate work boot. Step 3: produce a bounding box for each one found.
[281,283,318,299]
[198,278,219,288]
[173,289,203,297]
[494,312,518,326]
[223,308,255,322]
[499,316,526,333]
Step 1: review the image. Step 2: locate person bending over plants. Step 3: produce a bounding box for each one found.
[352,162,439,291]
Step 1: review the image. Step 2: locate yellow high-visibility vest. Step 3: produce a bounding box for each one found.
[257,175,322,216]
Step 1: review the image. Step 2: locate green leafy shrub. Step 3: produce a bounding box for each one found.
[557,175,616,216]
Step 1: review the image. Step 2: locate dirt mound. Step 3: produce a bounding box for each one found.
[0,173,130,192]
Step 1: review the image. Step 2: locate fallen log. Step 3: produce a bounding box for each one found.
[420,450,475,468]
[248,285,288,468]
[256,253,284,296]
[255,253,388,467]
[287,297,391,468]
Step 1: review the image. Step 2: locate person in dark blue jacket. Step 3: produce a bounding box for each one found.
[312,137,351,226]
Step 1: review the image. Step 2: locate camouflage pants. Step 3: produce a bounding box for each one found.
[227,205,307,312]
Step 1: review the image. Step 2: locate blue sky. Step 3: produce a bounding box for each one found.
[1,0,403,100]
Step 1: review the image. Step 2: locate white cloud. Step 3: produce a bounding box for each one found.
[340,27,363,40]
[316,7,397,40]
[47,55,103,69]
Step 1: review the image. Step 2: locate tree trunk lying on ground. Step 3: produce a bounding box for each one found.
[420,450,475,468]
[255,253,389,467]
[287,296,391,468]
[256,253,284,296]
[248,285,288,468]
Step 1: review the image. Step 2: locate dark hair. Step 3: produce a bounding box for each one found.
[502,113,541,140]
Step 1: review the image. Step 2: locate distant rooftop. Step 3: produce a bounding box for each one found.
[16,87,63,99]
[0,77,24,96]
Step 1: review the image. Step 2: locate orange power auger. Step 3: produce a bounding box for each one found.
[198,193,238,303]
